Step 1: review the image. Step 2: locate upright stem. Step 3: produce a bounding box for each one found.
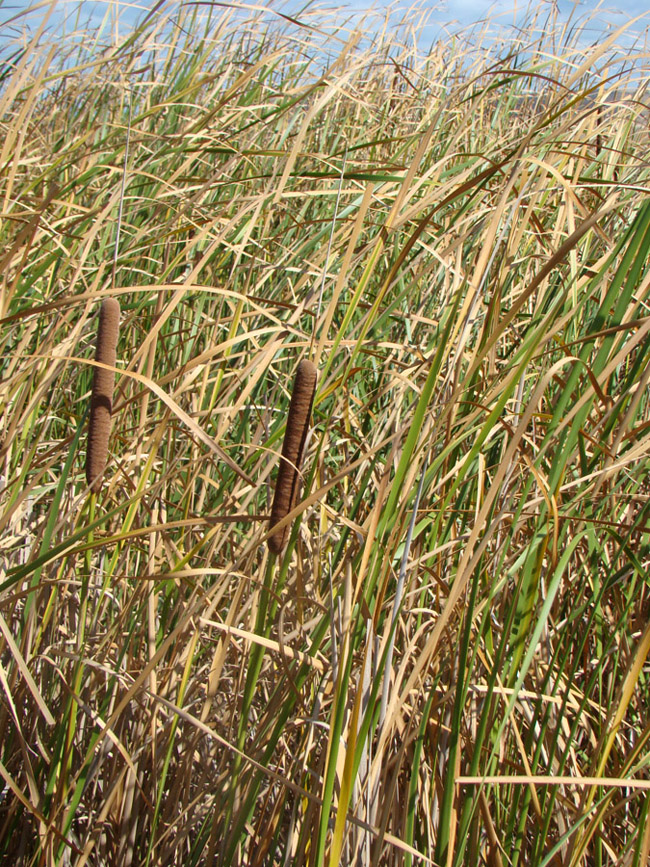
[209,552,278,865]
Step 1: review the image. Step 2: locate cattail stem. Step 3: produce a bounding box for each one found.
[61,490,96,802]
[216,552,277,863]
[86,297,120,493]
[268,359,317,554]
[220,359,316,858]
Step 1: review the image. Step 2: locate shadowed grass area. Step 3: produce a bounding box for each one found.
[1,1,649,864]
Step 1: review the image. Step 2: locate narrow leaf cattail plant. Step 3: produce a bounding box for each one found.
[86,297,120,493]
[268,359,317,554]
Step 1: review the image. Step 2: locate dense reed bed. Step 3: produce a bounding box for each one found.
[1,1,649,864]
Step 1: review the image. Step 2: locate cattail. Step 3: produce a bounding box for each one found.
[268,359,317,554]
[86,297,120,493]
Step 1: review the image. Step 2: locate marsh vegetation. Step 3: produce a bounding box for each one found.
[1,1,649,863]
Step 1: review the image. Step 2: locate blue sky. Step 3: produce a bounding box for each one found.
[1,0,648,46]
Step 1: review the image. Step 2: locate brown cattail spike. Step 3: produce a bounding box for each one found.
[268,359,317,554]
[86,297,120,493]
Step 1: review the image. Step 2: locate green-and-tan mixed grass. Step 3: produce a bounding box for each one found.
[1,1,650,864]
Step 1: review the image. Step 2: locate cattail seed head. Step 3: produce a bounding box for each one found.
[86,297,120,493]
[268,359,317,554]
